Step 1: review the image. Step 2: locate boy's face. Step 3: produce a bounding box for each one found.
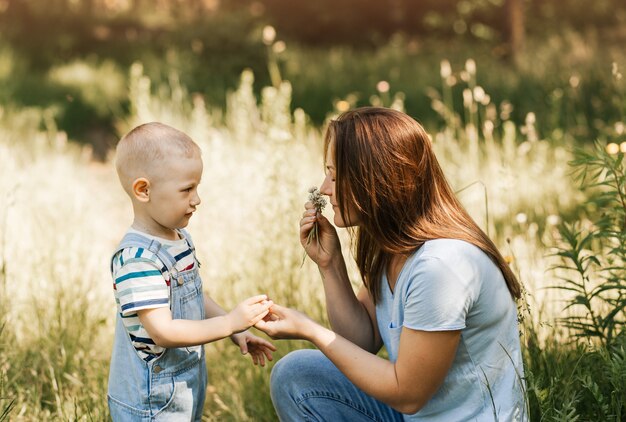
[143,153,203,236]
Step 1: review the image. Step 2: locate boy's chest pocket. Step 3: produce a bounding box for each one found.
[176,282,205,355]
[179,287,204,320]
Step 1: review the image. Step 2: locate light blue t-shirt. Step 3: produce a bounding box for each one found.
[376,239,527,421]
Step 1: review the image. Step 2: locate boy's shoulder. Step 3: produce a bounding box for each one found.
[111,228,194,273]
[111,245,167,275]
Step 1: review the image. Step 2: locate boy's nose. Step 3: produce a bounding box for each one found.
[191,192,201,206]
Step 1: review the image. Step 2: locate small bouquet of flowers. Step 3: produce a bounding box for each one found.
[302,186,327,266]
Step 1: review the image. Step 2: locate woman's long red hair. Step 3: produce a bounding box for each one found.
[325,107,521,304]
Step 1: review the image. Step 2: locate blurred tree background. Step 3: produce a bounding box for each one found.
[0,0,625,157]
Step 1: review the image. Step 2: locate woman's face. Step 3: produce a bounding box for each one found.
[320,142,360,228]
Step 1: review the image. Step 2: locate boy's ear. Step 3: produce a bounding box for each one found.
[132,178,150,202]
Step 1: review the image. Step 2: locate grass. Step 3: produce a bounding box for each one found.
[0,56,623,420]
[1,20,625,151]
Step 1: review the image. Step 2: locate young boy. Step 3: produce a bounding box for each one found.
[108,122,275,421]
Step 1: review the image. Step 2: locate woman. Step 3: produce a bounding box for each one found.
[256,107,527,421]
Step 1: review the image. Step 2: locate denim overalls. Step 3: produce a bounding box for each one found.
[107,230,207,421]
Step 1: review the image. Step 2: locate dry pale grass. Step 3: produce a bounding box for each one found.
[0,66,586,420]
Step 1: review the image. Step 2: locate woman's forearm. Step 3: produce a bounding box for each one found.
[318,256,378,352]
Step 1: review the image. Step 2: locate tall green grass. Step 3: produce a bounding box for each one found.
[0,59,622,420]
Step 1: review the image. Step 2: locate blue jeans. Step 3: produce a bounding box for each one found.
[270,349,404,422]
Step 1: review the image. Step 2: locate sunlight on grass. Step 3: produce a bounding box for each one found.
[0,62,613,419]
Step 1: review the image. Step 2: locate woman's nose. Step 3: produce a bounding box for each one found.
[320,174,332,196]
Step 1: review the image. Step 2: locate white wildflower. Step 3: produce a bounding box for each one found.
[302,187,327,266]
[308,186,327,213]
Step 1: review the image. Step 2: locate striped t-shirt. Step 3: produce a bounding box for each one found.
[111,228,196,361]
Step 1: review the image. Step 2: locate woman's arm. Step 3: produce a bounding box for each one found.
[311,321,459,413]
[301,205,381,352]
[256,305,460,414]
[317,257,383,353]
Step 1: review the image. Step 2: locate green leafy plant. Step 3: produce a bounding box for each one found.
[553,141,626,347]
[522,331,626,420]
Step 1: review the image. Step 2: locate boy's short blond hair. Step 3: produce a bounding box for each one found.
[115,122,201,195]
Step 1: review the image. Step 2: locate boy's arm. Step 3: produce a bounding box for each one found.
[203,293,227,318]
[138,295,272,348]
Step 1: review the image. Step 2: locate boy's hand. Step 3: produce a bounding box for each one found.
[230,331,276,366]
[226,295,274,334]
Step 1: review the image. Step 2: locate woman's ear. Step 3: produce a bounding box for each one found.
[132,178,150,202]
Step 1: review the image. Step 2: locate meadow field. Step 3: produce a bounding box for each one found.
[1,56,625,420]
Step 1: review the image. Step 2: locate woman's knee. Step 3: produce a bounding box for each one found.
[270,349,328,397]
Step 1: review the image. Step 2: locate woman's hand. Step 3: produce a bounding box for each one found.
[230,331,277,366]
[254,304,317,341]
[300,202,341,268]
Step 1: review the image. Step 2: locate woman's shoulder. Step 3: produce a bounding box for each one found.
[417,238,484,261]
[397,240,486,304]
[404,238,497,283]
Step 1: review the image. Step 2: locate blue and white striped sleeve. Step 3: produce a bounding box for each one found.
[113,247,170,316]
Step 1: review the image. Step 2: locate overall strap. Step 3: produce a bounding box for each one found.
[177,228,201,267]
[178,228,195,250]
[110,232,179,278]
